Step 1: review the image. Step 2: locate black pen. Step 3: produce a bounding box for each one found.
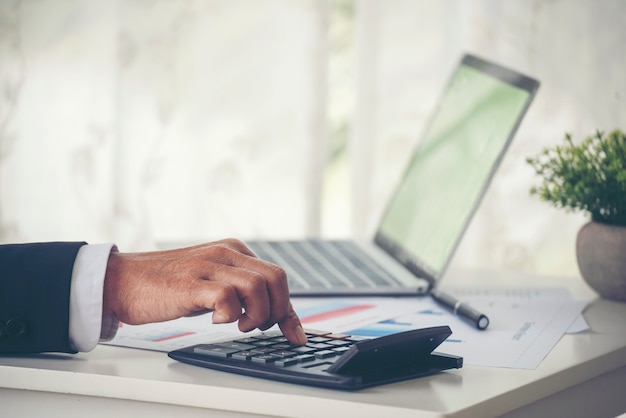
[430,288,490,330]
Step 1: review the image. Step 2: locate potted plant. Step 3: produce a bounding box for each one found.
[527,129,626,301]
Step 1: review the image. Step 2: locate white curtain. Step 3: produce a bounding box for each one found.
[1,0,329,249]
[1,0,625,279]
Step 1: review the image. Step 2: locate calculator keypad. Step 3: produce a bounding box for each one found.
[193,330,365,369]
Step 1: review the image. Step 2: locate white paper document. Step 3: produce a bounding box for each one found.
[104,287,587,370]
[343,287,587,369]
[104,297,417,353]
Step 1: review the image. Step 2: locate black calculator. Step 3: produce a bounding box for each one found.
[168,325,462,390]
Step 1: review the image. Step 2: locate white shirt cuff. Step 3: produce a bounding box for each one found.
[69,243,118,352]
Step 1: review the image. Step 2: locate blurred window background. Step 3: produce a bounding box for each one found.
[1,0,624,280]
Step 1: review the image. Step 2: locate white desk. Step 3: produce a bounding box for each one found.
[2,272,626,418]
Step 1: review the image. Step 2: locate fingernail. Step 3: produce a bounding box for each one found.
[295,324,307,345]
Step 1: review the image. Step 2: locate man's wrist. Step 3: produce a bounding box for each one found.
[99,311,120,341]
[103,248,122,323]
[69,243,118,352]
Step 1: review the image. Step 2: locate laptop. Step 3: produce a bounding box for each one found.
[168,55,539,389]
[247,53,540,296]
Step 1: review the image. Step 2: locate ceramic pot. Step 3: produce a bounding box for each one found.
[576,220,626,302]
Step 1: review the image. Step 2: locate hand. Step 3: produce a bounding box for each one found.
[102,239,307,345]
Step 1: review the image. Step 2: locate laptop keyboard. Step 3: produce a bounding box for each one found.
[168,326,462,390]
[246,240,402,291]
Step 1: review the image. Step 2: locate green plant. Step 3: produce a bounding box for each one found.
[526,129,626,226]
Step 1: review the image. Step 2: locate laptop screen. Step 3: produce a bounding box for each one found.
[374,54,539,284]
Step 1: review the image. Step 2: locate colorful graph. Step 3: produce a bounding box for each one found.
[345,309,457,338]
[416,309,445,316]
[346,318,413,337]
[297,302,375,324]
[147,331,196,342]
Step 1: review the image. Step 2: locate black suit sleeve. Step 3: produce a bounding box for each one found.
[0,241,87,353]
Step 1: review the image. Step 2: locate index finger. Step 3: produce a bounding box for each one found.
[277,302,307,345]
[203,243,305,344]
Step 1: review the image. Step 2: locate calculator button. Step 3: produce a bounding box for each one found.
[326,339,352,347]
[308,336,333,343]
[251,354,282,364]
[234,337,258,344]
[216,342,256,351]
[308,343,334,350]
[252,331,283,339]
[271,350,298,358]
[291,346,316,354]
[193,345,240,357]
[326,333,350,339]
[231,351,255,360]
[315,350,338,359]
[346,336,370,342]
[303,329,331,336]
[271,343,292,350]
[293,354,316,363]
[250,347,275,354]
[275,357,300,367]
[251,340,275,347]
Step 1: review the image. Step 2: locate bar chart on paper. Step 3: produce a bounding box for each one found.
[342,288,588,369]
[104,321,228,352]
[102,290,585,369]
[298,302,374,323]
[104,298,415,352]
[345,308,461,338]
[149,330,197,343]
[291,298,420,333]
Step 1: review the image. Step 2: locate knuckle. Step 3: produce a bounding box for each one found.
[222,237,245,247]
[219,238,247,251]
[266,263,288,283]
[212,283,237,301]
[241,272,267,292]
[208,243,235,259]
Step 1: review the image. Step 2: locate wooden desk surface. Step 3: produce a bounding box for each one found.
[2,272,626,418]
